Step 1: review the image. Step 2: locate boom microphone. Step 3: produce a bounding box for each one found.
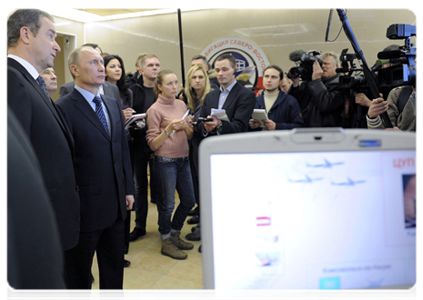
[325,9,334,42]
[289,49,305,62]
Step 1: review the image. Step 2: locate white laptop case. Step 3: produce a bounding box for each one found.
[199,128,416,290]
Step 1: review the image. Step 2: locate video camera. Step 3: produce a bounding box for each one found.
[337,49,374,93]
[287,49,323,81]
[377,24,416,87]
[338,24,416,95]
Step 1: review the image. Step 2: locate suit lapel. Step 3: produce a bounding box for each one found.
[211,89,221,109]
[72,90,111,140]
[8,58,73,143]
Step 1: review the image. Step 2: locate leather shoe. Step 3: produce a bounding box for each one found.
[187,215,200,225]
[129,228,146,241]
[124,259,131,268]
[185,226,201,241]
[198,245,202,253]
[188,208,197,216]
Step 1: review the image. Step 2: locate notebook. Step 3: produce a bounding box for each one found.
[199,128,416,289]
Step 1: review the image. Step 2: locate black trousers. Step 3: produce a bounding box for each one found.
[64,217,125,289]
[189,142,200,214]
[132,143,160,229]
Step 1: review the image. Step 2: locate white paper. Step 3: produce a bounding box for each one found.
[171,109,190,135]
[211,108,230,122]
[252,109,268,128]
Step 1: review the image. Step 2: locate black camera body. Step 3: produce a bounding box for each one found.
[287,50,323,81]
[377,24,416,88]
[339,23,416,96]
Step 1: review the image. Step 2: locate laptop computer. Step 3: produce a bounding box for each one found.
[199,128,416,290]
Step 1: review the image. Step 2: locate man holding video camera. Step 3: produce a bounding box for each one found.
[288,52,345,127]
[366,52,420,132]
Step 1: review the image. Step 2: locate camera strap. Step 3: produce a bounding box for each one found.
[397,86,413,115]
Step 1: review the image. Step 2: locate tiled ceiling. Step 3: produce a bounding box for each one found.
[76,9,159,17]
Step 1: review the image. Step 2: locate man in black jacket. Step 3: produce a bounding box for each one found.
[196,54,256,136]
[288,52,345,127]
[128,54,161,241]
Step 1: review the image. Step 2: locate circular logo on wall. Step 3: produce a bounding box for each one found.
[201,37,269,91]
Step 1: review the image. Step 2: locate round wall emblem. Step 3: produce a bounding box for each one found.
[201,37,269,92]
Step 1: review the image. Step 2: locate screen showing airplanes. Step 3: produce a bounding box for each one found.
[209,150,416,289]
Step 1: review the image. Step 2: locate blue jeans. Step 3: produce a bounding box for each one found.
[154,156,195,238]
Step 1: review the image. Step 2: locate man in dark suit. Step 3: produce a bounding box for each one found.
[7,8,80,279]
[192,54,256,250]
[56,46,135,289]
[196,53,256,137]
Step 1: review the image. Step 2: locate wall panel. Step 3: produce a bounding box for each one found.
[51,9,416,88]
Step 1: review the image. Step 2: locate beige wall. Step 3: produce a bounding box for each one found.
[52,9,416,90]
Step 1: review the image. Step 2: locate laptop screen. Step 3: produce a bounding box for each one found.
[200,129,416,290]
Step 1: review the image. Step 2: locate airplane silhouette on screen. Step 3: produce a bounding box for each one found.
[331,177,366,186]
[307,159,344,168]
[288,174,323,183]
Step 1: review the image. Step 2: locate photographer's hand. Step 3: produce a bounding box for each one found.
[311,61,323,81]
[354,93,371,107]
[368,97,388,118]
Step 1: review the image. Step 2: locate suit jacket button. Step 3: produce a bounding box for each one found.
[75,186,79,192]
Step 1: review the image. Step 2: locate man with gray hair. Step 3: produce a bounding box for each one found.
[288,52,345,127]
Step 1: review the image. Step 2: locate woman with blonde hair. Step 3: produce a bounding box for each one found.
[146,70,195,260]
[185,65,211,121]
[184,65,211,246]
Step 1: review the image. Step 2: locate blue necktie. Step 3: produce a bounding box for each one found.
[36,76,49,98]
[92,96,110,136]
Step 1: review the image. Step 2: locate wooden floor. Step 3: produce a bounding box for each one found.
[91,198,203,289]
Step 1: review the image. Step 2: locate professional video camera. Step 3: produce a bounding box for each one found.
[338,24,416,95]
[337,49,371,92]
[287,49,323,81]
[377,24,416,88]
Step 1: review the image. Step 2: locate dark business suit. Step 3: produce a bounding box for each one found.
[56,88,134,289]
[8,108,66,289]
[195,81,256,140]
[7,57,80,252]
[59,80,120,100]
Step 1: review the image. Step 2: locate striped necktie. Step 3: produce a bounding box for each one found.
[92,96,110,136]
[36,76,49,98]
